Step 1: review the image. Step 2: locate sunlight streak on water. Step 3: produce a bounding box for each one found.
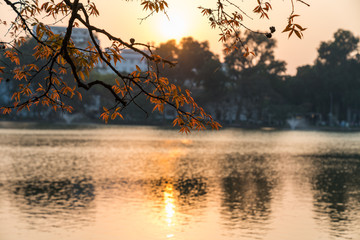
[164,184,175,227]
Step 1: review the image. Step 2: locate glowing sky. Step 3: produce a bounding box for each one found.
[1,0,360,74]
[92,0,360,75]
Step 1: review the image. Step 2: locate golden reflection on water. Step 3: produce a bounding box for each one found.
[164,183,176,227]
[180,139,192,145]
[164,183,176,239]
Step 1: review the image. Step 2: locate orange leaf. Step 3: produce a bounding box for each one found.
[76,91,82,101]
[294,30,302,39]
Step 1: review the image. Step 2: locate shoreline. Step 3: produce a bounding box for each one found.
[1,120,360,132]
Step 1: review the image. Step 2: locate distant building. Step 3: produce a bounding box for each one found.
[96,49,149,74]
[44,26,100,49]
[35,26,148,74]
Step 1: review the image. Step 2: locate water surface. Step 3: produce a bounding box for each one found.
[0,126,359,240]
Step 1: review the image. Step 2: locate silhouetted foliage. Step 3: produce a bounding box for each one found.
[286,29,360,125]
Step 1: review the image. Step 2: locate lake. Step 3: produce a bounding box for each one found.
[0,126,359,240]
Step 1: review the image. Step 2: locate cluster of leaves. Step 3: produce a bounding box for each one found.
[140,0,169,21]
[253,0,272,19]
[0,0,222,133]
[281,0,309,39]
[199,0,309,55]
[0,0,309,133]
[282,14,307,39]
[141,0,168,13]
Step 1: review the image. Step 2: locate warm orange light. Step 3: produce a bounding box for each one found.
[158,13,188,40]
[164,183,176,238]
[164,183,176,227]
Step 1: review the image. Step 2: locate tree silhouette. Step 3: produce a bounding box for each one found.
[224,31,286,123]
[288,29,360,125]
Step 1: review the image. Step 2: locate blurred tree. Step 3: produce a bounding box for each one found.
[176,37,213,86]
[224,31,286,124]
[196,56,228,103]
[287,29,360,126]
[156,37,217,87]
[153,39,178,81]
[316,30,360,124]
[317,29,359,66]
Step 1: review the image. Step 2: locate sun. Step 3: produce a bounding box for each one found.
[157,13,188,41]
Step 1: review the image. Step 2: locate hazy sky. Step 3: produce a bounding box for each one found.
[92,0,360,75]
[1,0,360,75]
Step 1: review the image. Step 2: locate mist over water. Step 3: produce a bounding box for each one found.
[0,126,359,240]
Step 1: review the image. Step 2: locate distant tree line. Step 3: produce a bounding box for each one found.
[156,29,360,128]
[1,29,359,127]
[284,29,360,127]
